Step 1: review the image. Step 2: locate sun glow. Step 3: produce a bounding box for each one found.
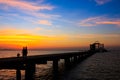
[0,32,119,49]
[0,34,67,49]
[0,35,33,48]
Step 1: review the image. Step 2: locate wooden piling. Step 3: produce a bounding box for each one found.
[74,56,77,63]
[53,59,59,79]
[16,69,21,80]
[25,63,35,80]
[65,58,70,68]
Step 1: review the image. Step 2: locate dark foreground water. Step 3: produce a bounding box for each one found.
[0,50,120,80]
[64,50,120,80]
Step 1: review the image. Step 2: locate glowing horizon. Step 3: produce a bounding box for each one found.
[0,30,119,49]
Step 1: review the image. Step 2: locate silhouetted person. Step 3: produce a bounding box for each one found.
[22,47,28,57]
[17,53,20,57]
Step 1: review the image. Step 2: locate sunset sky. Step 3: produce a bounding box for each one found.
[0,0,120,50]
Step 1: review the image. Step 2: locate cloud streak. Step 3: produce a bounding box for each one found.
[75,34,120,38]
[38,20,52,25]
[63,33,120,39]
[0,0,54,11]
[94,0,112,5]
[79,16,120,27]
[0,0,60,23]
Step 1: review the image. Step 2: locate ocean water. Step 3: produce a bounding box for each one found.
[0,50,75,80]
[64,50,120,80]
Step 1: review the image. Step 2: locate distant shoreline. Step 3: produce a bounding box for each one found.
[0,48,89,51]
[0,46,119,51]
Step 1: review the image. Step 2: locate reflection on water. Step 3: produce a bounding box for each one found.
[0,69,25,80]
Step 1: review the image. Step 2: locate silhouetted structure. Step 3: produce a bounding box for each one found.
[90,41,107,52]
[22,47,28,57]
[16,69,21,80]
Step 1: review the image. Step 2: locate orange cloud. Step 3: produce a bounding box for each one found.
[79,16,120,27]
[38,20,52,25]
[0,0,54,11]
[96,21,120,25]
[79,16,102,26]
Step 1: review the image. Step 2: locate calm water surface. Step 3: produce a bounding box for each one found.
[64,50,120,80]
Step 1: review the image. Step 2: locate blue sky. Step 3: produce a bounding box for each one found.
[0,0,120,49]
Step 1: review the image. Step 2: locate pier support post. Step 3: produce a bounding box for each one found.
[78,55,81,60]
[25,63,35,80]
[53,59,59,79]
[76,56,79,62]
[74,56,77,63]
[16,69,21,80]
[70,57,73,63]
[65,58,70,68]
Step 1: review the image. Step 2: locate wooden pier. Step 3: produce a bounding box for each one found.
[0,42,107,80]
